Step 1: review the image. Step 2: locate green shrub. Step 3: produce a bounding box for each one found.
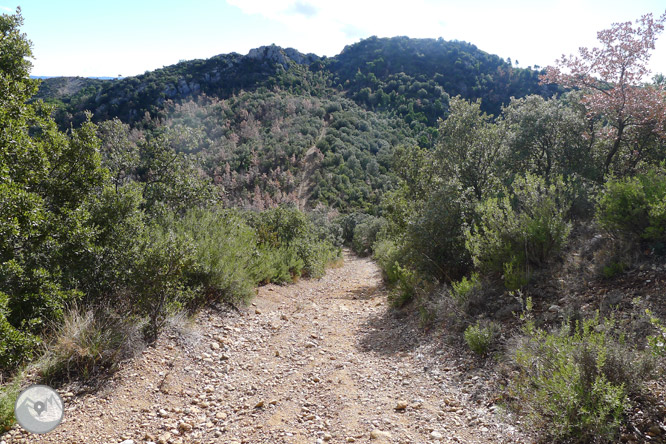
[373,239,403,284]
[596,164,666,245]
[387,264,421,308]
[0,379,20,431]
[132,223,196,340]
[351,216,387,256]
[404,184,473,282]
[295,239,340,279]
[174,209,257,303]
[248,206,310,249]
[466,174,571,288]
[336,212,374,245]
[251,245,305,284]
[602,261,625,279]
[247,206,340,280]
[510,313,655,443]
[308,207,344,248]
[0,292,40,371]
[464,320,498,355]
[451,273,480,306]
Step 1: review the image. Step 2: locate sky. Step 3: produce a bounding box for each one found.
[2,0,666,78]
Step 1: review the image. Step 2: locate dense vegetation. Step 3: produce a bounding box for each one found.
[36,33,554,213]
[5,6,666,443]
[0,11,340,426]
[368,12,666,443]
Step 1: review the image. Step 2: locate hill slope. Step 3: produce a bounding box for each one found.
[36,36,555,210]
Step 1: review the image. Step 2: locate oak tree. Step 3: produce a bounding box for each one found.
[541,12,666,175]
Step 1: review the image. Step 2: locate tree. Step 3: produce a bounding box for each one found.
[0,9,110,368]
[436,97,506,200]
[502,94,594,180]
[541,12,666,175]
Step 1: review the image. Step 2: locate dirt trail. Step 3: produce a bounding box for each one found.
[296,125,326,210]
[4,252,527,444]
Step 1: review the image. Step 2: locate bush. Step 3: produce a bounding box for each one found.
[336,212,373,245]
[387,264,421,308]
[464,320,498,355]
[466,174,571,288]
[351,216,387,256]
[403,184,473,282]
[373,239,403,284]
[308,207,344,248]
[602,261,625,279]
[451,273,480,306]
[174,209,257,304]
[0,379,20,431]
[596,164,666,246]
[247,206,340,280]
[510,312,656,443]
[39,305,142,382]
[132,223,196,340]
[0,292,40,371]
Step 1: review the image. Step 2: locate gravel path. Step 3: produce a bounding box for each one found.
[4,252,528,444]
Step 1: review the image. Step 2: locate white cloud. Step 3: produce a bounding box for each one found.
[224,0,666,72]
[0,5,14,12]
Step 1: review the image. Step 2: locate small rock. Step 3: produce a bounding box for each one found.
[323,432,333,441]
[157,432,171,444]
[431,430,443,440]
[215,411,228,420]
[305,341,317,348]
[269,399,278,405]
[602,290,624,309]
[647,424,662,436]
[346,438,356,443]
[119,441,134,444]
[158,408,169,418]
[370,429,392,440]
[395,401,408,410]
[254,400,265,408]
[255,308,262,314]
[178,422,193,432]
[210,342,220,350]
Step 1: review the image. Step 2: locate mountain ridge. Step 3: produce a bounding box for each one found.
[36,36,555,128]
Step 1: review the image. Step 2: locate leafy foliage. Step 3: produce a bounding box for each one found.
[0,11,340,377]
[541,12,666,175]
[465,174,572,289]
[327,36,554,121]
[596,163,666,245]
[511,312,655,443]
[464,320,498,356]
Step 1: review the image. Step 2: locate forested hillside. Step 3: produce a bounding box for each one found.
[38,36,553,211]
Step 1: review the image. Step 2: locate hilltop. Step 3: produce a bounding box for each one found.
[38,37,553,127]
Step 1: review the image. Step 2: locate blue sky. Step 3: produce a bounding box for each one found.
[3,0,665,77]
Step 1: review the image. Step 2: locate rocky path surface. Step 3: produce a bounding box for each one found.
[5,252,528,444]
